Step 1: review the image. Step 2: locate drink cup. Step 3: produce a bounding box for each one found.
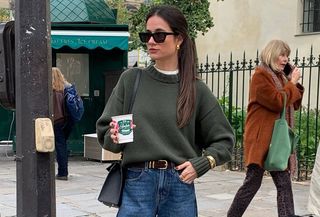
[111,114,133,144]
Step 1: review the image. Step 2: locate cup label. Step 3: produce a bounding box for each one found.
[112,114,133,144]
[118,120,132,135]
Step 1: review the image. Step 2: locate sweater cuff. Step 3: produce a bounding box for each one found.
[103,129,112,147]
[102,130,123,153]
[189,156,211,178]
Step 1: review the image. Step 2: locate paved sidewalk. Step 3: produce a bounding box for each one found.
[0,155,312,217]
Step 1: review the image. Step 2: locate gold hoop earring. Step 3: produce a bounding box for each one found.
[176,44,180,50]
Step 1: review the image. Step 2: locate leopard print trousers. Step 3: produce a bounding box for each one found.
[227,164,294,217]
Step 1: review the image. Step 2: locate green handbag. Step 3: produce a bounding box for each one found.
[264,94,299,171]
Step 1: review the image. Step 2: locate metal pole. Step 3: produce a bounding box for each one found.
[15,0,55,216]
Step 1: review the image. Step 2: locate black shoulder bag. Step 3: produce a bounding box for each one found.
[98,69,142,208]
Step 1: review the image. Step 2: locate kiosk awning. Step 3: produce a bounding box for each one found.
[51,30,129,50]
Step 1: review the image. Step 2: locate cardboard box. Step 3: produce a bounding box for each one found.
[83,133,121,161]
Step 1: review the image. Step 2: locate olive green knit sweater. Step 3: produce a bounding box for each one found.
[96,65,235,177]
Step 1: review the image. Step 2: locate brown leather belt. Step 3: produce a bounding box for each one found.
[127,160,174,169]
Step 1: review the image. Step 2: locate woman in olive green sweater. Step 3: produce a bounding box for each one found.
[96,5,235,217]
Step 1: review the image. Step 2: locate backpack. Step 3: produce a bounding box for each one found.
[64,84,84,122]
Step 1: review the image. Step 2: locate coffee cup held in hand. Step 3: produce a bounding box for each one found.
[112,114,133,144]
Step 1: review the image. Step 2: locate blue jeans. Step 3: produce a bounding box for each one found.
[63,118,74,140]
[117,168,198,217]
[54,122,68,176]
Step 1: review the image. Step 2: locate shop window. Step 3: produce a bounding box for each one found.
[56,53,89,96]
[302,0,320,33]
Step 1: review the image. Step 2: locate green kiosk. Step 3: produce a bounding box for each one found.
[0,0,129,155]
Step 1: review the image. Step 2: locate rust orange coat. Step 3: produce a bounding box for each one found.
[244,66,304,167]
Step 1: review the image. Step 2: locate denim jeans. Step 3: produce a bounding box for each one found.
[54,122,68,176]
[117,167,198,217]
[63,118,74,140]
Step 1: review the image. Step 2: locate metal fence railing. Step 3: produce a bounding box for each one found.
[198,48,320,181]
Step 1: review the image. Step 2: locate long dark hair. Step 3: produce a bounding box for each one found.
[146,5,197,128]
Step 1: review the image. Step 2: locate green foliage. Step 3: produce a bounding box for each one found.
[104,1,214,51]
[218,96,246,148]
[218,102,319,169]
[294,107,319,163]
[0,8,10,22]
[216,96,320,167]
[129,0,214,50]
[128,4,150,51]
[217,100,319,167]
[105,0,130,24]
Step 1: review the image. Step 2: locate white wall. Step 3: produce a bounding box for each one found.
[196,0,320,63]
[0,0,9,8]
[196,0,320,109]
[128,49,151,67]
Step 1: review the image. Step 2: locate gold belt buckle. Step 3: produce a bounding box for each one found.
[158,160,168,169]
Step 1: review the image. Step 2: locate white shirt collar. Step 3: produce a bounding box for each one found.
[154,65,179,75]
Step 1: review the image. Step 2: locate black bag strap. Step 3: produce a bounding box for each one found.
[128,69,142,114]
[119,69,142,161]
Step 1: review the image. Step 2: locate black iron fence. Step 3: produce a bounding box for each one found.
[198,48,320,181]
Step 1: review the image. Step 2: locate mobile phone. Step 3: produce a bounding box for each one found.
[284,63,293,76]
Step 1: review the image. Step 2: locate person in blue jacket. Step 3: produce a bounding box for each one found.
[52,67,73,180]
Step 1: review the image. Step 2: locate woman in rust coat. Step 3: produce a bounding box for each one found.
[227,40,304,217]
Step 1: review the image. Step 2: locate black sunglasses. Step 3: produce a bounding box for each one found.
[139,32,178,43]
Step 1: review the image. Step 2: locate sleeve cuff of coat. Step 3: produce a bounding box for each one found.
[189,156,211,178]
[296,83,304,92]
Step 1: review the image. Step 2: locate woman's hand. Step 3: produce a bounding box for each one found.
[176,161,197,184]
[109,120,136,144]
[109,120,119,144]
[290,67,301,85]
